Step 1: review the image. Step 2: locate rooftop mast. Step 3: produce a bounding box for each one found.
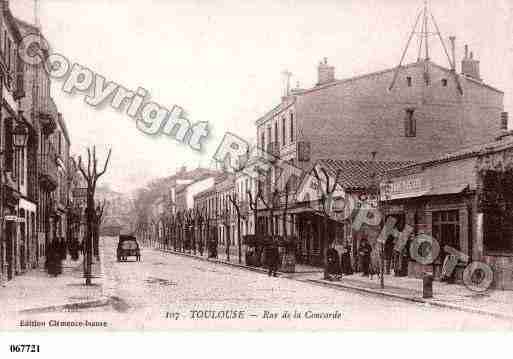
[388,0,462,94]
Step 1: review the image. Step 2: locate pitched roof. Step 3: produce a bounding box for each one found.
[294,60,503,96]
[391,136,513,173]
[317,159,412,190]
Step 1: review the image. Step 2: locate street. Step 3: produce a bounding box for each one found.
[6,236,512,330]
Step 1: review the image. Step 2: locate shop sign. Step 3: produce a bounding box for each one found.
[4,215,23,222]
[381,174,431,200]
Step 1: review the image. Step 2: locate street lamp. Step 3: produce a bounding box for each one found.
[13,123,29,148]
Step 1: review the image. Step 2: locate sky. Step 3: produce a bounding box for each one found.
[10,0,513,193]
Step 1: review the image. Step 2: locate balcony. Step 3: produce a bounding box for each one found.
[39,112,57,135]
[38,153,58,191]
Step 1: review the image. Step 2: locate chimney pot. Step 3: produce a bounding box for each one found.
[317,58,335,85]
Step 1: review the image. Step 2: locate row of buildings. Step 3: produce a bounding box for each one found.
[0,1,75,285]
[142,7,513,289]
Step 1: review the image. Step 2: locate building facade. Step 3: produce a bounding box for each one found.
[381,135,513,289]
[0,3,71,284]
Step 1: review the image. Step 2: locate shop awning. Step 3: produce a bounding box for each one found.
[425,184,470,197]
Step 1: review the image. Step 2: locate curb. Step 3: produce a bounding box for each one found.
[158,248,273,275]
[158,247,513,321]
[307,279,513,321]
[17,297,111,315]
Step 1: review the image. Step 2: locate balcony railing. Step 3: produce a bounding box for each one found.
[38,153,58,191]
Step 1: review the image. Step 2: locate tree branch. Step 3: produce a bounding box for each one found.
[97,148,112,179]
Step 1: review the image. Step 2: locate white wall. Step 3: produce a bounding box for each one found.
[185,177,215,210]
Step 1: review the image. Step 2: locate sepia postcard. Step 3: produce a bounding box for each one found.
[2,0,513,345]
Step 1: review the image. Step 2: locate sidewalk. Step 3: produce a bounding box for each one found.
[158,246,513,320]
[159,247,324,275]
[0,256,106,316]
[308,273,513,320]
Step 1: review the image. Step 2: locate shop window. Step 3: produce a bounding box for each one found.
[432,210,460,255]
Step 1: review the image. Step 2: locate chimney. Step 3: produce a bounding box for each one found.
[461,44,481,81]
[317,57,335,85]
[449,36,456,71]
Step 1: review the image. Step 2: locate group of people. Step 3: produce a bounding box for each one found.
[46,238,84,277]
[324,234,412,281]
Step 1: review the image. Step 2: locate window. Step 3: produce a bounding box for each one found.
[501,112,508,130]
[432,210,460,257]
[274,121,278,146]
[441,78,448,87]
[20,148,25,186]
[289,113,294,143]
[267,127,271,146]
[406,76,412,87]
[281,117,286,146]
[404,109,416,137]
[260,131,265,149]
[3,31,6,61]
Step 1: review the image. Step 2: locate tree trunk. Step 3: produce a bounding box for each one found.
[237,215,242,264]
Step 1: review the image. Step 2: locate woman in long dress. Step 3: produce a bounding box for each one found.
[341,242,353,275]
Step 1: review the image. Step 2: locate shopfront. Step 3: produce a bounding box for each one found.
[382,138,513,289]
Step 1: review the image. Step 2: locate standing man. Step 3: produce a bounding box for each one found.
[265,241,280,277]
[358,237,372,277]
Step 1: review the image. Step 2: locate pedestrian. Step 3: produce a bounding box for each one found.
[46,240,62,277]
[340,241,353,275]
[265,241,280,277]
[384,234,394,275]
[358,237,372,277]
[325,244,341,280]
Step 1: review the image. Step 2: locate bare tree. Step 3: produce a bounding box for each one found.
[93,199,107,256]
[312,166,342,272]
[77,146,112,285]
[228,192,244,264]
[221,202,231,261]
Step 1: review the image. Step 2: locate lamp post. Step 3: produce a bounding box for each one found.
[370,151,385,289]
